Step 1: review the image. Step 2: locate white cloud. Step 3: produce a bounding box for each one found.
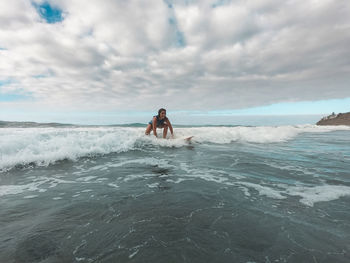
[1,0,350,113]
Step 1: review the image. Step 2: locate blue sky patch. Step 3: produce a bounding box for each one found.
[0,80,32,102]
[0,79,13,86]
[163,0,173,9]
[0,81,7,86]
[212,0,231,8]
[168,17,186,47]
[191,98,350,116]
[32,74,50,79]
[33,2,63,24]
[176,31,186,47]
[0,93,31,102]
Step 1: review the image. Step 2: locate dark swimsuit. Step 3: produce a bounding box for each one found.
[149,116,166,127]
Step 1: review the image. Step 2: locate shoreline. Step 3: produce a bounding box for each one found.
[316,112,350,126]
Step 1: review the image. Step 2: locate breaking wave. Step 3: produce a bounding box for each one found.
[1,125,349,171]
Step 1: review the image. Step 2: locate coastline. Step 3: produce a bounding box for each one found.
[0,115,324,128]
[316,112,350,126]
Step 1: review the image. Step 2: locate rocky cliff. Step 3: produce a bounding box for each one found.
[316,112,350,126]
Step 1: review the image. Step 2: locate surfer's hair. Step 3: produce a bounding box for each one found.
[158,108,166,116]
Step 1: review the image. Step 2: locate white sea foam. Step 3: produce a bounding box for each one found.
[1,125,349,171]
[23,195,39,199]
[235,182,350,206]
[0,176,75,197]
[147,183,159,188]
[0,184,38,197]
[108,183,119,188]
[285,184,350,206]
[108,157,174,169]
[237,182,287,200]
[0,127,141,171]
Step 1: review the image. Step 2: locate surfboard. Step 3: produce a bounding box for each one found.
[184,136,194,142]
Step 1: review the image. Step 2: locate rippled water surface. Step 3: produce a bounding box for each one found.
[1,126,350,262]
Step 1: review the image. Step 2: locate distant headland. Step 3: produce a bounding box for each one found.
[316,112,350,126]
[0,120,74,128]
[0,121,146,128]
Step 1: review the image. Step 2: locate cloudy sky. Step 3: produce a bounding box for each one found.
[0,0,350,124]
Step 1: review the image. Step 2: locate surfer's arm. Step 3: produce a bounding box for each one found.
[167,118,174,136]
[152,117,158,137]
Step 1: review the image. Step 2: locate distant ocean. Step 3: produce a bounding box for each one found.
[1,123,350,262]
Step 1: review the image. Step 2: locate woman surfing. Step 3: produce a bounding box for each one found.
[145,108,174,139]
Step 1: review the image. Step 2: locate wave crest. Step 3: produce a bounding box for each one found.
[1,125,349,171]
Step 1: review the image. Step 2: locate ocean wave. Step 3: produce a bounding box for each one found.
[1,125,349,171]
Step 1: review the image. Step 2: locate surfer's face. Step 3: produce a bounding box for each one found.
[159,111,166,119]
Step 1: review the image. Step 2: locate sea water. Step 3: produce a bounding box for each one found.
[0,125,350,262]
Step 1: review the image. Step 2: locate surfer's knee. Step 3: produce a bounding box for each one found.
[145,124,152,135]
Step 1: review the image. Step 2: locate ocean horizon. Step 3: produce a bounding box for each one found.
[0,114,326,128]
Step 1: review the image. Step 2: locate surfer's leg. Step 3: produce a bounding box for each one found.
[162,124,168,138]
[145,124,152,135]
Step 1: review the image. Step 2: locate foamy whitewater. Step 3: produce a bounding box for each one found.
[1,125,350,262]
